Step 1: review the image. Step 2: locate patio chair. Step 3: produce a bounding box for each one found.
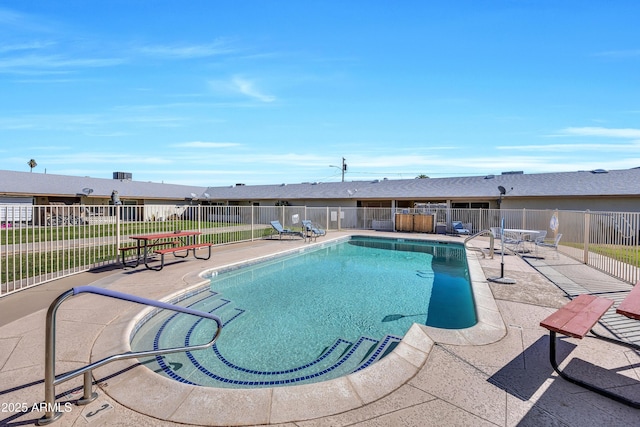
[270,220,302,240]
[502,230,525,254]
[302,220,326,241]
[536,233,562,258]
[532,230,547,244]
[529,230,547,257]
[451,221,471,235]
[490,227,502,240]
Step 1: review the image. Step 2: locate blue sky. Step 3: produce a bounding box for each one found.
[1,1,639,187]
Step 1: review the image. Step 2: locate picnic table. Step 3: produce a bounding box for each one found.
[539,281,640,407]
[122,231,211,270]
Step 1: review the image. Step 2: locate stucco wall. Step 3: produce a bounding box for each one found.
[501,197,640,212]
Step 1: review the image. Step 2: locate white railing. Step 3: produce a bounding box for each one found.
[1,205,638,297]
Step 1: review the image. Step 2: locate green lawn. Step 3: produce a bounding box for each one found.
[1,226,274,284]
[1,220,221,245]
[563,242,640,268]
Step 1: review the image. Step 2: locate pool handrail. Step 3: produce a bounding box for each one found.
[38,285,223,425]
[464,229,495,259]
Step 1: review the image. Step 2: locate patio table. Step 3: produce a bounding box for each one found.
[503,229,542,254]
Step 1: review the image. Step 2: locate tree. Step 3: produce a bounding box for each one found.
[415,174,429,179]
[27,159,37,172]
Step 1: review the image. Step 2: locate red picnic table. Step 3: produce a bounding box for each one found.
[121,231,211,270]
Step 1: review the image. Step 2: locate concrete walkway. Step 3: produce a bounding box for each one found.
[1,232,639,426]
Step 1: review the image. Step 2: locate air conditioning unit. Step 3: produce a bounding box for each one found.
[113,172,132,180]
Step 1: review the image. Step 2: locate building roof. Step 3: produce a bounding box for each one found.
[1,168,639,202]
[0,170,207,200]
[203,168,640,200]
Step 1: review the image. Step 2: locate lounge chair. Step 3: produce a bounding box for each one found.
[302,220,326,241]
[451,221,471,235]
[270,220,301,239]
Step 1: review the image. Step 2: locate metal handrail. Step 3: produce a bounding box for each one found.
[38,285,222,425]
[464,229,495,259]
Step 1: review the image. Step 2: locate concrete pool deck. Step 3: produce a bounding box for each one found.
[1,231,639,426]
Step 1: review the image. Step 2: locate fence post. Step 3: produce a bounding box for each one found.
[583,210,590,264]
[197,205,202,242]
[326,207,329,230]
[251,205,255,241]
[116,205,121,250]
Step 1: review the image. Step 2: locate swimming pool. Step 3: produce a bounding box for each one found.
[131,236,476,388]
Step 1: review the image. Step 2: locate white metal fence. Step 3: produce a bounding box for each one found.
[1,205,638,297]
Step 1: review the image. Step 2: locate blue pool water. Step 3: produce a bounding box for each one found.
[131,236,476,388]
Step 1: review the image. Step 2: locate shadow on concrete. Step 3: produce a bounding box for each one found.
[488,334,640,426]
[488,335,574,401]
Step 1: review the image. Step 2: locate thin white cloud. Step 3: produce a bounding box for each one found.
[0,7,52,32]
[0,40,56,53]
[0,54,125,74]
[594,49,640,58]
[231,76,276,102]
[172,141,242,148]
[557,127,640,139]
[41,152,173,165]
[208,76,276,103]
[137,40,236,59]
[497,142,640,152]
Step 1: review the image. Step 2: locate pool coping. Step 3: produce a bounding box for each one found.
[91,234,506,426]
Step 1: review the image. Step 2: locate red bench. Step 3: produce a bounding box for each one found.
[119,241,178,267]
[147,243,213,271]
[616,281,640,320]
[540,294,613,338]
[540,292,640,408]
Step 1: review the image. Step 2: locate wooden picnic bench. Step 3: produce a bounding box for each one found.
[119,241,178,267]
[540,287,640,408]
[123,231,212,271]
[149,242,213,271]
[616,281,640,320]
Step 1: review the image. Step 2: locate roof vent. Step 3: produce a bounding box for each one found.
[501,171,523,175]
[590,169,608,174]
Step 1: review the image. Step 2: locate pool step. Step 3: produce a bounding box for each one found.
[167,334,401,388]
[351,334,402,373]
[136,292,405,388]
[135,292,245,382]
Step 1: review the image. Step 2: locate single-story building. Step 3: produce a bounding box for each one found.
[1,167,640,213]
